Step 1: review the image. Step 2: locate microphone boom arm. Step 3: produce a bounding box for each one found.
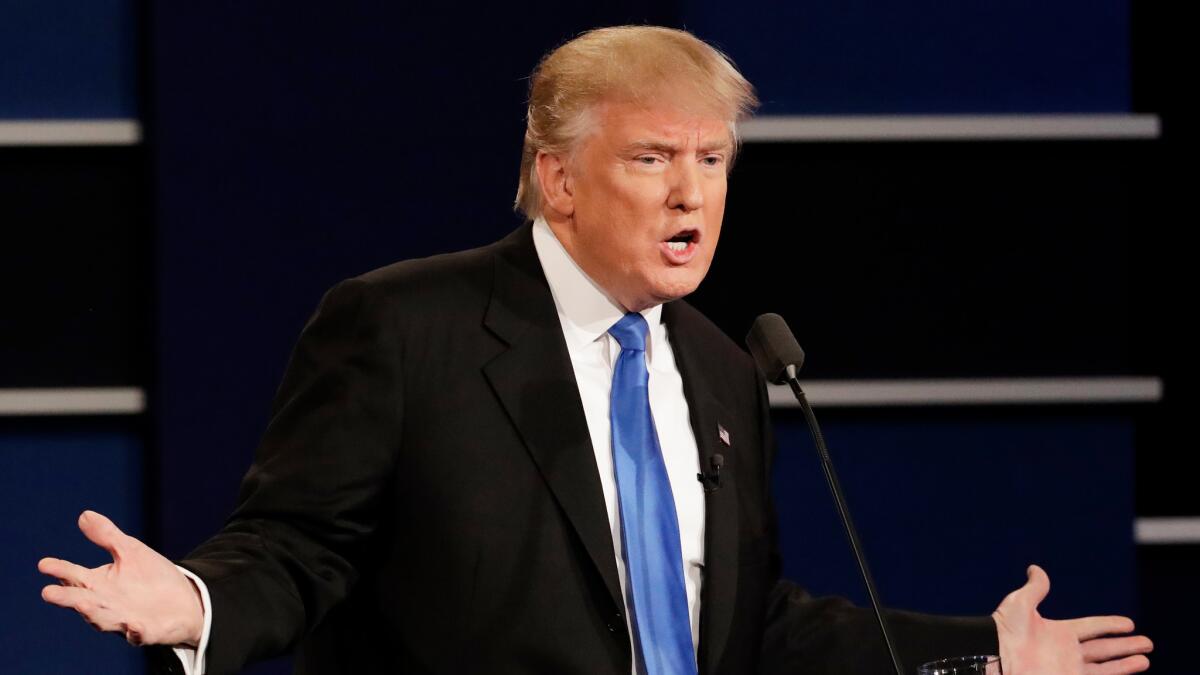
[784,369,906,675]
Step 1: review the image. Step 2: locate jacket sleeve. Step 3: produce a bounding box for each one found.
[759,584,999,675]
[163,278,404,675]
[751,371,999,675]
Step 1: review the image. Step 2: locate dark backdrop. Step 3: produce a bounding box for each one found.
[5,1,1191,674]
[142,1,1191,673]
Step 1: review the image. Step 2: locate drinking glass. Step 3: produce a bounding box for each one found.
[917,655,1002,675]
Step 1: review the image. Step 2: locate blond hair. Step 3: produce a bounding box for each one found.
[514,25,759,220]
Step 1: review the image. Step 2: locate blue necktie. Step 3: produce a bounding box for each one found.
[608,312,696,675]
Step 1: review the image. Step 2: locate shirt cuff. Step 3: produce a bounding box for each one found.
[171,565,212,675]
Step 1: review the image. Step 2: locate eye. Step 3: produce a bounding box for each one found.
[702,154,725,167]
[636,155,664,165]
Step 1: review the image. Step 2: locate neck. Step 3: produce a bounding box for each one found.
[542,214,651,313]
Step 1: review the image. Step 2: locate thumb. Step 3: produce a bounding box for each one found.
[1018,564,1051,608]
[78,510,127,560]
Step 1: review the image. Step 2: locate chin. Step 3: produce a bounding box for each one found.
[648,274,704,304]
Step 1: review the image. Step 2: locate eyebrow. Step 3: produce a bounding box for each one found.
[623,139,733,155]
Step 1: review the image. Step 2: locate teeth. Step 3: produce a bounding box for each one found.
[667,241,689,252]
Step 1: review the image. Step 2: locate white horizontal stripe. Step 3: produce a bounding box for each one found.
[0,388,145,415]
[0,120,141,146]
[769,376,1162,408]
[740,114,1160,142]
[1135,517,1200,545]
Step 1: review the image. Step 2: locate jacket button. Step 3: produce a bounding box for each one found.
[607,622,617,632]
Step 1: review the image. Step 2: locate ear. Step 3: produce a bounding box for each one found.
[534,150,575,218]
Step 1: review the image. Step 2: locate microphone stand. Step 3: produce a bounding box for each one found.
[784,364,906,675]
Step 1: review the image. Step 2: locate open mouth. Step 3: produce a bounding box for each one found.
[660,228,701,264]
[664,229,699,252]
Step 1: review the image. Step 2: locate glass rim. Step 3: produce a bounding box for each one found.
[918,655,1001,674]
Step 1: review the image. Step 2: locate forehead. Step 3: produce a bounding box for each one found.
[593,99,732,146]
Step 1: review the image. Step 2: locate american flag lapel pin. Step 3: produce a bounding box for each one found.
[717,423,730,447]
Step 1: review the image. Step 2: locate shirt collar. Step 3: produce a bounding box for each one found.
[531,217,663,352]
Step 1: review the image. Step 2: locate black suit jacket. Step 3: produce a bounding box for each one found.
[154,224,997,674]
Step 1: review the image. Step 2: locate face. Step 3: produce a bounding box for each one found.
[541,100,732,311]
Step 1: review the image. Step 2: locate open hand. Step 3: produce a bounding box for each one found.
[993,565,1153,675]
[38,510,204,647]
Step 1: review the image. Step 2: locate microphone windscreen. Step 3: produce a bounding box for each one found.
[745,313,806,384]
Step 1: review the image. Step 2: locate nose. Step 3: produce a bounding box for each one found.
[667,159,704,213]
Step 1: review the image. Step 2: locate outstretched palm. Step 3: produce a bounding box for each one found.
[38,510,203,647]
[993,565,1153,675]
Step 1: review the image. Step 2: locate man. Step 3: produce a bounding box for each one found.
[40,26,1153,674]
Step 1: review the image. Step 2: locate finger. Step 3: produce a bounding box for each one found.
[1006,564,1050,610]
[42,585,124,632]
[1026,564,1050,603]
[1069,615,1137,640]
[1084,654,1150,675]
[1082,635,1155,662]
[41,584,96,612]
[37,557,93,587]
[78,510,128,560]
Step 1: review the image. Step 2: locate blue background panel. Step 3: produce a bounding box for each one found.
[683,0,1130,114]
[0,426,145,675]
[771,412,1137,621]
[0,0,138,118]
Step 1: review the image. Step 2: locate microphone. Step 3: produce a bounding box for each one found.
[696,453,724,493]
[745,313,806,385]
[746,313,906,675]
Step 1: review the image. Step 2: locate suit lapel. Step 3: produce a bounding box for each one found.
[664,301,740,675]
[481,225,625,613]
[480,226,743,669]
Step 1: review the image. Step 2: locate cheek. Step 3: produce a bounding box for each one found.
[709,180,728,214]
[610,169,669,210]
[589,179,662,238]
[699,175,724,223]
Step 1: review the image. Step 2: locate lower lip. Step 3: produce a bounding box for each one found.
[659,240,699,265]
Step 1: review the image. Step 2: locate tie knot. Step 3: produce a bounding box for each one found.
[608,312,649,352]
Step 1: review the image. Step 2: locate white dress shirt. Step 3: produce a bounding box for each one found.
[174,218,707,673]
[172,567,211,673]
[532,217,707,670]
